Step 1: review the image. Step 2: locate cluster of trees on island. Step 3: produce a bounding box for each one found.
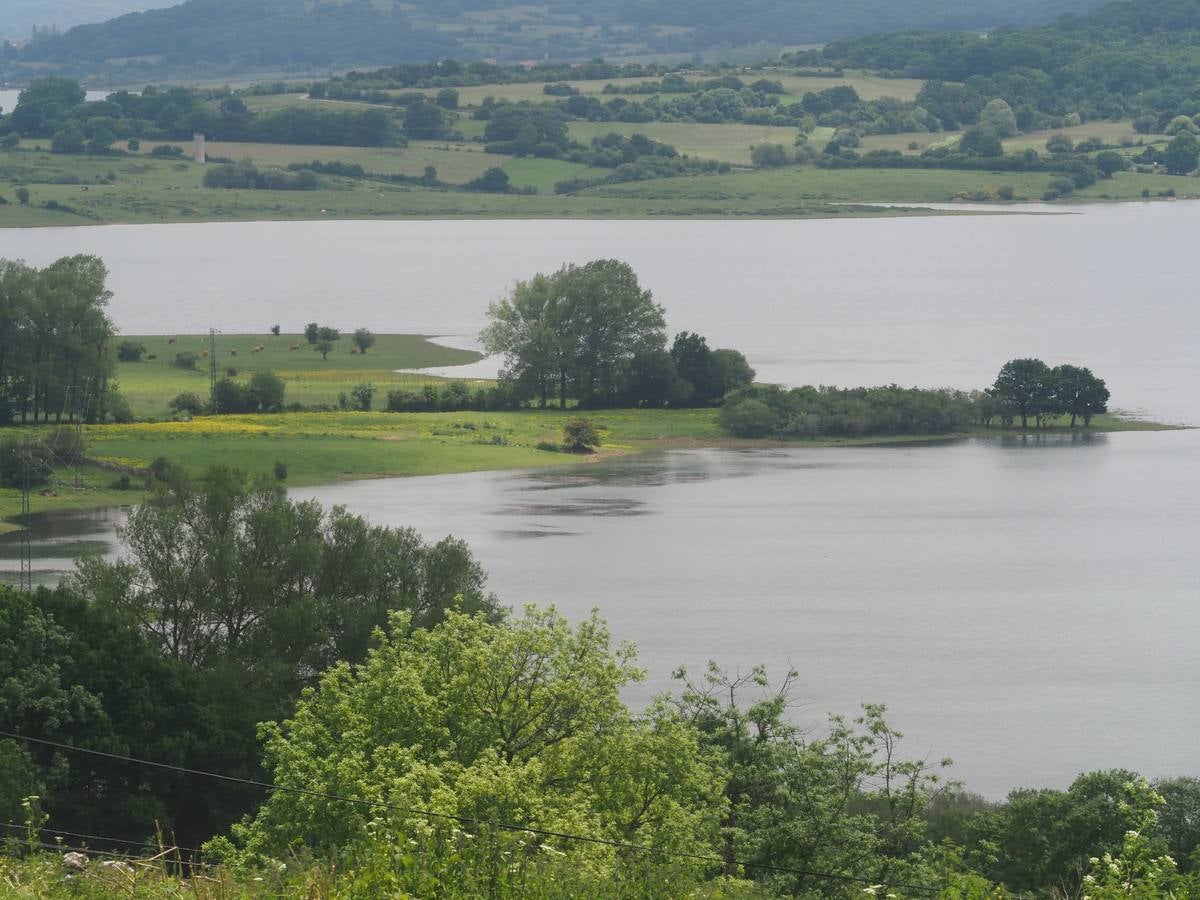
[481,259,754,409]
[1,467,1198,898]
[720,359,1109,439]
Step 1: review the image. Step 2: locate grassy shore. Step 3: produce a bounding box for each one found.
[0,410,1180,531]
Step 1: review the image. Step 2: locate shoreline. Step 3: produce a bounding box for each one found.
[0,413,1184,534]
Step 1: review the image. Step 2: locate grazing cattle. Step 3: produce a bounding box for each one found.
[349,347,359,354]
[289,343,300,351]
[201,350,209,357]
[168,337,177,344]
[230,349,237,356]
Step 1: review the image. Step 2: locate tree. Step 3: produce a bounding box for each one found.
[15,187,30,205]
[991,358,1053,428]
[750,142,791,167]
[435,87,459,109]
[116,340,146,362]
[168,391,205,416]
[563,417,601,451]
[480,272,564,408]
[75,467,497,676]
[50,125,85,154]
[403,98,444,139]
[216,607,723,883]
[352,327,375,354]
[958,125,1003,157]
[11,77,85,137]
[0,255,115,424]
[246,370,286,412]
[966,770,1162,894]
[1051,364,1108,427]
[712,348,756,395]
[270,324,281,336]
[1163,132,1200,175]
[674,664,953,892]
[350,381,375,411]
[314,325,340,360]
[465,167,511,192]
[1094,150,1129,178]
[86,126,115,155]
[304,322,320,344]
[671,332,721,405]
[1154,777,1200,870]
[556,259,666,404]
[980,98,1018,138]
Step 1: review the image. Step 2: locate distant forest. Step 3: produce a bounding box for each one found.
[2,0,1109,82]
[806,0,1200,124]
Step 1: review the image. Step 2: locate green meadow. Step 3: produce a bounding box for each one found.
[114,332,480,418]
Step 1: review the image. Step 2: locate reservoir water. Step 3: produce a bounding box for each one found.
[2,205,1197,797]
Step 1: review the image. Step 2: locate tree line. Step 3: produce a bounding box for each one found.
[481,259,753,410]
[0,256,123,426]
[0,78,402,154]
[718,359,1109,439]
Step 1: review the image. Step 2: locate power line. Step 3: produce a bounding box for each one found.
[0,729,936,894]
[0,822,204,859]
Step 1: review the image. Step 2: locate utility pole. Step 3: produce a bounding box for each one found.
[19,436,32,593]
[73,378,87,489]
[209,328,220,413]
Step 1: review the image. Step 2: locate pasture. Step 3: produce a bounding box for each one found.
[114,333,482,418]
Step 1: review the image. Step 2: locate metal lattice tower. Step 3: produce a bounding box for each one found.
[19,436,33,592]
[209,328,220,412]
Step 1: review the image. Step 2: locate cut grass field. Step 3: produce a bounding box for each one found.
[116,333,482,418]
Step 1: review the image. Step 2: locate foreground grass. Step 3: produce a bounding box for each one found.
[115,333,481,418]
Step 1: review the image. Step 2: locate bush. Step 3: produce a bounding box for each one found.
[751,142,791,168]
[169,392,206,416]
[465,167,511,193]
[150,144,185,158]
[273,461,288,482]
[116,340,146,362]
[127,138,140,152]
[350,382,376,412]
[15,187,30,205]
[718,397,776,438]
[563,417,601,452]
[172,351,199,370]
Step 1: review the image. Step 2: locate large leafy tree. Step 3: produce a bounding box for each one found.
[1051,363,1109,427]
[218,607,724,881]
[0,255,116,424]
[75,466,495,680]
[990,358,1053,428]
[481,260,665,407]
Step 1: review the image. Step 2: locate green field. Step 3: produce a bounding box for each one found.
[134,138,511,183]
[115,333,481,418]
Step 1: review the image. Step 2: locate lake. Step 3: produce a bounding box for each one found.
[1,205,1198,797]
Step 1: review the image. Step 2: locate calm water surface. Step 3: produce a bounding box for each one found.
[2,207,1198,796]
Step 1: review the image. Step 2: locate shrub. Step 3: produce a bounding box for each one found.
[169,392,206,416]
[718,397,776,438]
[116,340,146,362]
[150,145,185,158]
[172,351,199,370]
[14,187,29,205]
[563,417,601,452]
[751,142,791,168]
[273,461,288,481]
[350,382,376,412]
